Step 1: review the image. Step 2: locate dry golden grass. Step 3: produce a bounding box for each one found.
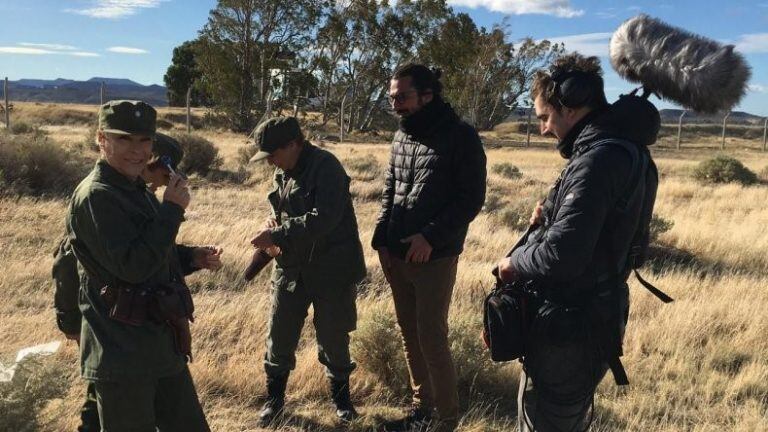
[1,109,767,431]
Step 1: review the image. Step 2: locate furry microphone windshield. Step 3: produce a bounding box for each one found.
[610,14,751,114]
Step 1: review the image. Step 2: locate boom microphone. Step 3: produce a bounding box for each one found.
[609,14,751,114]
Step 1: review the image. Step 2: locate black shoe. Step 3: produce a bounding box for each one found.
[258,398,284,427]
[259,374,288,427]
[330,379,359,423]
[382,406,433,432]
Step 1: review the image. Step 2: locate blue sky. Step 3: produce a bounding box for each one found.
[1,0,766,115]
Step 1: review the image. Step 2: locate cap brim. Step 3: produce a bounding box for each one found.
[249,151,271,163]
[102,128,155,136]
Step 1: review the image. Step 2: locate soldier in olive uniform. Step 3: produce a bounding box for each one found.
[248,117,366,426]
[65,100,220,432]
[56,130,221,431]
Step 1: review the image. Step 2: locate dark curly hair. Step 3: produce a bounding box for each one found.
[392,63,444,97]
[531,53,607,111]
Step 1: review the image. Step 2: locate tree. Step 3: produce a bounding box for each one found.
[420,15,563,130]
[164,40,210,107]
[195,0,329,132]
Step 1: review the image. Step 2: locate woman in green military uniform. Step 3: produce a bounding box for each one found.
[66,100,218,432]
[248,117,367,426]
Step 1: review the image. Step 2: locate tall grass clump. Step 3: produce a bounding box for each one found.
[0,131,90,196]
[492,163,523,180]
[693,156,758,185]
[170,133,222,176]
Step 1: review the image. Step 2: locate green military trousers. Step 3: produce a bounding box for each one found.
[264,275,357,381]
[89,366,209,432]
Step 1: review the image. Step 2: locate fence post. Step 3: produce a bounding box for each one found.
[677,110,686,150]
[3,77,9,130]
[526,106,532,147]
[186,86,192,134]
[763,117,767,152]
[100,82,105,105]
[721,112,730,150]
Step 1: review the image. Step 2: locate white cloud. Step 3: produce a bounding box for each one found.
[627,5,642,12]
[67,0,166,19]
[734,33,768,54]
[447,0,583,18]
[107,46,149,54]
[749,84,767,93]
[538,32,612,57]
[596,8,617,19]
[0,45,100,57]
[19,43,78,51]
[0,46,52,55]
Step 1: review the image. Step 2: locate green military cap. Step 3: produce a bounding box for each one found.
[250,116,302,163]
[99,100,157,136]
[153,133,184,170]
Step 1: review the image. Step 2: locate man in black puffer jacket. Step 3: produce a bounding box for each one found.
[374,64,486,432]
[497,53,661,432]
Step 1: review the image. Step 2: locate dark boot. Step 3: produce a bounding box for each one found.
[382,405,433,432]
[259,374,288,427]
[330,378,358,423]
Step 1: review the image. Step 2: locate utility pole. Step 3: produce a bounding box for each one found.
[3,77,9,130]
[677,110,686,150]
[721,112,730,150]
[186,86,192,134]
[526,106,532,147]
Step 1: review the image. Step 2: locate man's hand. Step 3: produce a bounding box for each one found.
[401,234,432,264]
[496,257,519,283]
[192,246,223,271]
[163,173,191,209]
[377,247,393,282]
[250,229,276,250]
[530,200,544,226]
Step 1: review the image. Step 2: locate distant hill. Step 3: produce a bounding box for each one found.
[506,107,764,125]
[658,109,765,125]
[5,78,167,106]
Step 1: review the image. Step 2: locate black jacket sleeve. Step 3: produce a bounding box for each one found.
[510,146,632,283]
[421,125,487,248]
[371,151,396,249]
[176,244,199,276]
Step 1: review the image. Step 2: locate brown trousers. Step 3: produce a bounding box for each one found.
[388,256,460,422]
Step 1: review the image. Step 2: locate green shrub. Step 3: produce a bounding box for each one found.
[351,311,410,395]
[483,192,504,213]
[0,132,90,196]
[498,200,535,231]
[9,121,38,135]
[346,154,382,181]
[351,308,516,400]
[649,214,674,242]
[170,133,222,176]
[692,156,758,185]
[492,163,522,180]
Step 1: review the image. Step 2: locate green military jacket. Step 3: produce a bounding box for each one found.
[268,143,366,293]
[66,160,187,382]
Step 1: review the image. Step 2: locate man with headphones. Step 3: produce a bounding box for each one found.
[496,53,658,431]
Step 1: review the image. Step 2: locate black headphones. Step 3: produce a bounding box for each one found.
[551,70,602,109]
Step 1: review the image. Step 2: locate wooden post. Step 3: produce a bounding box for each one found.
[3,77,9,130]
[677,110,686,150]
[340,91,348,143]
[100,82,105,105]
[186,86,192,134]
[721,112,730,150]
[763,117,767,152]
[526,106,532,147]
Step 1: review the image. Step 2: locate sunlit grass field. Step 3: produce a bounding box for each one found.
[1,104,767,431]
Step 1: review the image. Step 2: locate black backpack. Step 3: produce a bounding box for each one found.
[52,236,82,335]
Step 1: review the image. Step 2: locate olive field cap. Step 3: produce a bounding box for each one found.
[99,100,157,136]
[153,133,184,170]
[249,116,302,162]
